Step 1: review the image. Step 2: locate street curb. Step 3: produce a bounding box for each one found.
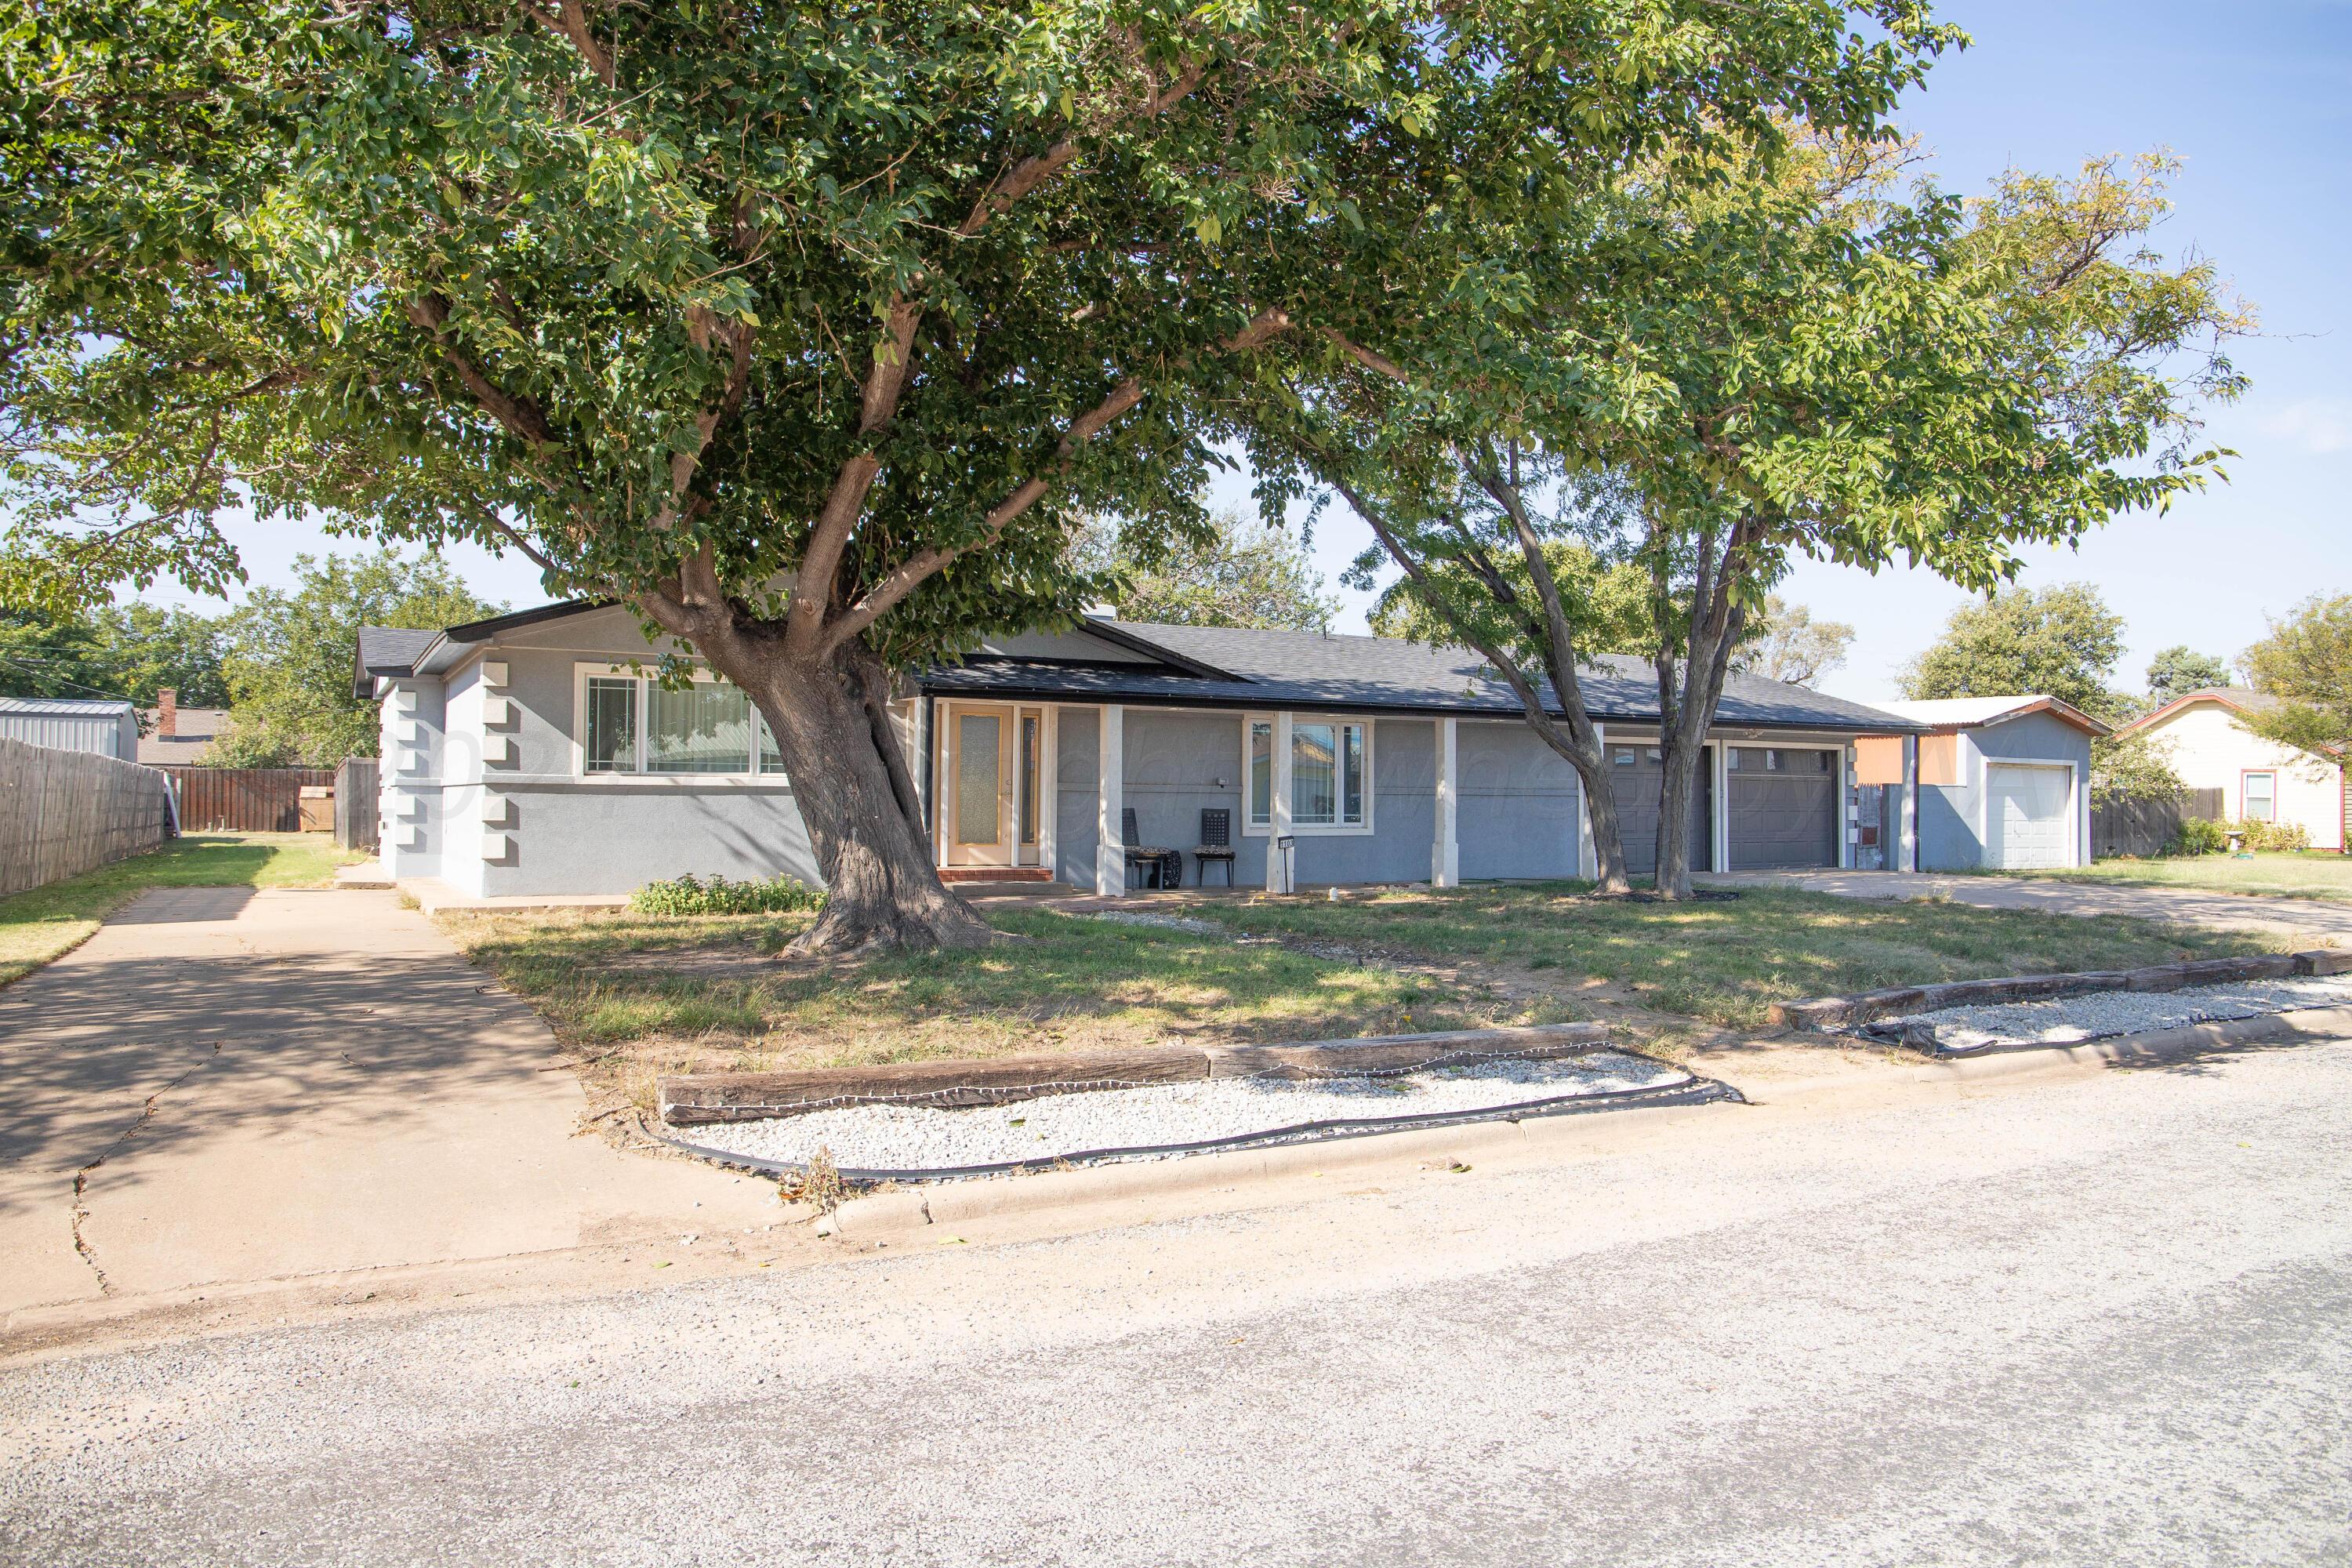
[1769,950,2344,1031]
[823,1004,2352,1237]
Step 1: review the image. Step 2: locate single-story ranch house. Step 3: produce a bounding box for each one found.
[2110,686,2347,852]
[352,600,2092,899]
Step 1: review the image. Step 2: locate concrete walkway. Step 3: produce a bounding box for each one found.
[1698,868,2352,945]
[0,887,771,1325]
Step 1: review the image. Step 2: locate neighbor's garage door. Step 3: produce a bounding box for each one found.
[1727,746,1837,869]
[1986,764,2074,869]
[1607,743,1712,877]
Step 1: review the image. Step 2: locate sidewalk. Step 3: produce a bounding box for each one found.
[1697,869,2352,945]
[0,887,771,1327]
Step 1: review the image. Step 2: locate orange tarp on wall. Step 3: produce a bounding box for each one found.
[1918,733,1961,786]
[1853,735,1906,786]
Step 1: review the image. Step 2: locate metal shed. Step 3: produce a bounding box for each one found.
[0,697,142,762]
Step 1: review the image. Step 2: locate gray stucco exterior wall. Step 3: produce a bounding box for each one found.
[1054,706,1100,890]
[470,640,817,896]
[1916,710,2093,871]
[1458,721,1584,880]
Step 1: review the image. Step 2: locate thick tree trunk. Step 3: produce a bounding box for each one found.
[641,593,994,953]
[742,647,994,953]
[1653,606,1748,901]
[1578,742,1635,895]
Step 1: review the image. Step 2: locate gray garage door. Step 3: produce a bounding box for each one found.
[1607,743,1714,877]
[1727,746,1838,869]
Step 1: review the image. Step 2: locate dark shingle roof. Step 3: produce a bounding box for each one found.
[352,626,443,698]
[924,620,1915,732]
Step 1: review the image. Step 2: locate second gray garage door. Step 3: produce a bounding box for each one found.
[1608,743,1713,877]
[1727,746,1838,869]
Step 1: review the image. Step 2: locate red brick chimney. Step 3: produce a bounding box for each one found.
[158,688,178,737]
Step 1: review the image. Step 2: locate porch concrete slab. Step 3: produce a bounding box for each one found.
[1697,869,2352,946]
[397,878,633,916]
[0,887,772,1323]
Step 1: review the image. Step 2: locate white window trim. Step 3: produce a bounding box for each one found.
[1240,712,1374,836]
[2243,770,2278,822]
[570,662,789,783]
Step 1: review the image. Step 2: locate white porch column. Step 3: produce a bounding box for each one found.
[932,701,949,869]
[1432,717,1460,887]
[1039,706,1058,879]
[1711,741,1730,873]
[1577,722,1603,880]
[1265,710,1295,893]
[1837,743,1854,869]
[1095,704,1125,897]
[1900,735,1919,873]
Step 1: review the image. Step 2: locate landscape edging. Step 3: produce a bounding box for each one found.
[657,1022,1611,1125]
[1768,949,2344,1032]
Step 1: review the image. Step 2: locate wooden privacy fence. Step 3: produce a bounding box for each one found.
[158,766,336,833]
[2092,786,2225,859]
[0,736,173,896]
[334,757,379,851]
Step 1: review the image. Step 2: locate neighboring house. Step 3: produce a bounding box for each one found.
[353,598,1958,898]
[0,697,140,761]
[2111,687,2347,852]
[1875,697,2106,872]
[136,688,230,766]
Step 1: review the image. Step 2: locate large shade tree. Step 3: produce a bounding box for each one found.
[1272,141,2247,895]
[2,0,1954,949]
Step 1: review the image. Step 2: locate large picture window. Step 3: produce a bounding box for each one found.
[1245,714,1370,832]
[575,666,785,779]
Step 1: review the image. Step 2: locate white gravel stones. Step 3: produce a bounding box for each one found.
[1076,910,1229,937]
[1889,974,2352,1052]
[686,1050,1690,1173]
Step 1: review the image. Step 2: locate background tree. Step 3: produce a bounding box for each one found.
[0,604,229,708]
[2144,644,2233,703]
[1072,508,1337,633]
[1730,596,1855,688]
[210,553,499,768]
[0,0,1943,949]
[1361,540,1651,653]
[1900,583,2128,713]
[2240,593,2352,757]
[1900,581,2191,804]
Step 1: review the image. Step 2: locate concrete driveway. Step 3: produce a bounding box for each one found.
[1700,868,2352,945]
[0,887,771,1327]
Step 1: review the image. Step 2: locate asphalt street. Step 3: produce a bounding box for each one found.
[5,1036,2350,1566]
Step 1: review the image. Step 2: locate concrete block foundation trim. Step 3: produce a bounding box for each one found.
[657,1022,1613,1125]
[1768,951,2340,1032]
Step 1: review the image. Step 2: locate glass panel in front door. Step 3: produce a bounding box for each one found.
[1019,715,1040,848]
[956,713,1002,845]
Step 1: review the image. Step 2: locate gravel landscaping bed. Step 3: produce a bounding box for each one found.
[681,1049,1693,1176]
[1875,974,2352,1054]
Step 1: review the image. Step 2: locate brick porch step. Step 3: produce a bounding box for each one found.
[938,866,1055,884]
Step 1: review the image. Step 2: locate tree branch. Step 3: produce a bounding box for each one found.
[818,306,1293,657]
[406,295,561,448]
[786,53,1211,656]
[523,0,615,88]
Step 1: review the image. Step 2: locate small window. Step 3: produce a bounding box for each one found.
[1615,749,1635,766]
[583,677,638,773]
[1726,750,1741,770]
[2244,771,2277,822]
[1646,747,1661,761]
[1249,720,1273,826]
[757,714,784,775]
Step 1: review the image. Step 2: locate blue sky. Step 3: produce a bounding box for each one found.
[155,0,2348,706]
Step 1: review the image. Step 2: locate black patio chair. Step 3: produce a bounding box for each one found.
[1193,808,1236,888]
[1121,808,1181,890]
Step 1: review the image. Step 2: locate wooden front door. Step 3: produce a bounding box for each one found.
[945,703,1014,867]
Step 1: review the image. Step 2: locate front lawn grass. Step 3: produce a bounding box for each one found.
[442,906,1569,1112]
[0,833,359,987]
[1169,883,2277,1030]
[1979,851,2352,902]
